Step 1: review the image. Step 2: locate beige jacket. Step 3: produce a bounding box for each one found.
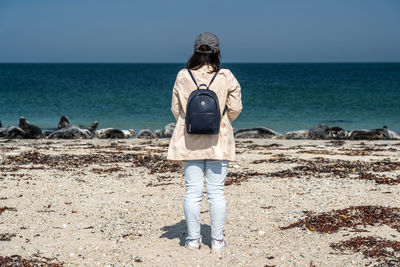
[167,65,242,161]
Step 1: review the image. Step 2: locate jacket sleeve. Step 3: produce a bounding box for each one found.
[226,71,243,122]
[171,71,183,121]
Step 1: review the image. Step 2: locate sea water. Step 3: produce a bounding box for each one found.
[0,63,399,134]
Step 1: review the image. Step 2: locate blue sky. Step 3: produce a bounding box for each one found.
[0,0,399,63]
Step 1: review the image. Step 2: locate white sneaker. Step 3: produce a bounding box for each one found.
[185,236,202,250]
[211,239,227,252]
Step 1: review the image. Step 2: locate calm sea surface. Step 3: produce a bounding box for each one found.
[0,63,399,134]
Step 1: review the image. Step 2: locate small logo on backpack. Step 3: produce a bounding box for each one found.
[201,101,206,106]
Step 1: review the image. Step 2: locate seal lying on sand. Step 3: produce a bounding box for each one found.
[137,128,157,139]
[234,127,280,138]
[48,116,99,139]
[0,120,24,138]
[155,123,176,138]
[281,130,308,139]
[0,126,25,139]
[95,128,136,139]
[350,127,390,140]
[161,123,175,138]
[0,117,42,139]
[308,124,330,139]
[19,116,43,139]
[328,126,347,139]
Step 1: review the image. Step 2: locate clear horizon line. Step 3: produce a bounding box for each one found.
[0,61,400,64]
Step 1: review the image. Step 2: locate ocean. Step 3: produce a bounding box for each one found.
[0,63,399,134]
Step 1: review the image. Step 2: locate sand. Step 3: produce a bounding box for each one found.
[0,138,399,266]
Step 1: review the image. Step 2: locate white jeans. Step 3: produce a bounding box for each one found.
[183,160,228,241]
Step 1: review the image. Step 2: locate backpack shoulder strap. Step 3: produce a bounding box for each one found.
[208,69,220,88]
[187,68,198,88]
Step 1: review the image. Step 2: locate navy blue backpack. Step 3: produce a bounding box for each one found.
[185,68,226,134]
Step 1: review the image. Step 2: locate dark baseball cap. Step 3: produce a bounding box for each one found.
[194,32,220,54]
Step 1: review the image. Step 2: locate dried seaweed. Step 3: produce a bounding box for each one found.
[252,154,298,164]
[0,254,63,267]
[146,175,174,187]
[330,236,400,267]
[224,171,263,186]
[146,182,174,187]
[358,173,400,185]
[261,206,274,209]
[2,151,181,174]
[0,233,16,241]
[122,232,143,239]
[266,158,400,184]
[0,166,20,172]
[246,143,282,150]
[0,206,17,215]
[91,167,122,174]
[297,150,335,155]
[326,140,345,146]
[294,158,400,177]
[280,205,400,234]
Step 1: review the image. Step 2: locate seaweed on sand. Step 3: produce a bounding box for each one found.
[330,236,400,267]
[0,206,17,215]
[266,157,400,184]
[252,154,298,164]
[2,151,181,174]
[280,206,400,266]
[0,254,63,267]
[279,205,400,234]
[224,171,263,186]
[0,233,16,241]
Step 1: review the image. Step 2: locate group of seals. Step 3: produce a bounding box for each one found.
[0,116,175,140]
[349,126,399,140]
[233,124,400,140]
[0,117,43,139]
[1,118,398,140]
[94,122,176,139]
[306,124,399,140]
[0,116,98,139]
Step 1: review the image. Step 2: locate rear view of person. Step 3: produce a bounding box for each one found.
[167,32,242,252]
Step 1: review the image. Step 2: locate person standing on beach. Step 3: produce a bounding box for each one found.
[167,32,242,252]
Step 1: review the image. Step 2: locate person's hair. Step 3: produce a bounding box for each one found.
[186,45,221,73]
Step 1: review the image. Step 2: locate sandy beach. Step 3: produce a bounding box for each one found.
[0,138,399,266]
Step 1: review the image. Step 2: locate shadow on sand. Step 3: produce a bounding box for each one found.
[160,220,212,248]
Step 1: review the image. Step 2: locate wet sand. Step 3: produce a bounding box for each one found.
[0,138,399,266]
